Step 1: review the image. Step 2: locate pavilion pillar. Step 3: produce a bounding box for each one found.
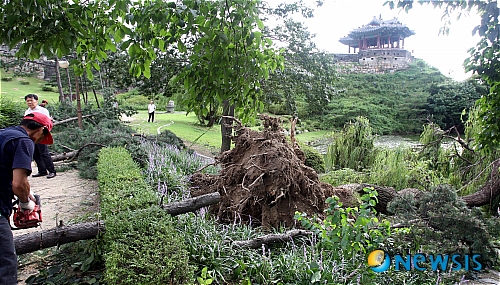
[358,39,362,51]
[363,38,367,50]
[388,36,391,48]
[348,44,351,53]
[377,35,380,48]
[402,37,405,49]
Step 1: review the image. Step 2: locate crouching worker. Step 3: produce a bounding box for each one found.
[0,112,54,284]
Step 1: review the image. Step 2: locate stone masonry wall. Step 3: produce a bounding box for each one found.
[0,45,46,79]
[334,49,414,74]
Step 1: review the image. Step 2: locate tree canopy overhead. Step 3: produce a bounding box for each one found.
[1,0,285,149]
[1,0,282,114]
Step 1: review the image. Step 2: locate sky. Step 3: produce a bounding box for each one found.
[272,0,482,81]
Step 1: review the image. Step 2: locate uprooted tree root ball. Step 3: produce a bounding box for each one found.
[190,115,356,228]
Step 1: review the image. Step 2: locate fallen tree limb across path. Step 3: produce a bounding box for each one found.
[232,229,314,249]
[51,143,107,162]
[14,192,221,255]
[53,113,97,126]
[15,221,104,255]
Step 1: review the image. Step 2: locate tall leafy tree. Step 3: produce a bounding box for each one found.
[386,0,499,151]
[426,78,487,132]
[0,0,282,151]
[260,1,337,118]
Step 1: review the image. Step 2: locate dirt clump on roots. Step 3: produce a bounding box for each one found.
[190,115,345,228]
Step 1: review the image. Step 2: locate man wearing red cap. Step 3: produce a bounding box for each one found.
[0,112,53,284]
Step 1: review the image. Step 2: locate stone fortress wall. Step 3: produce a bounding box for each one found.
[0,45,46,79]
[333,48,414,75]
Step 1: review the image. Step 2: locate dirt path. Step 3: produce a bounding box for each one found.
[14,163,100,284]
[13,164,99,236]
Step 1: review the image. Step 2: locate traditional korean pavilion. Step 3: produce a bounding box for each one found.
[339,16,415,54]
[334,16,416,73]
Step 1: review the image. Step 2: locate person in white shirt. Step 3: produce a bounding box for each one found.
[147,100,156,123]
[24,94,56,179]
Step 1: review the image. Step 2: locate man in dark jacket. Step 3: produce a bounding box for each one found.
[0,112,54,284]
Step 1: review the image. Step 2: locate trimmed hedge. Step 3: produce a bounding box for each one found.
[97,147,194,284]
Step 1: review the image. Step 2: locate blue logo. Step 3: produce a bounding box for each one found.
[367,250,391,272]
[367,250,483,272]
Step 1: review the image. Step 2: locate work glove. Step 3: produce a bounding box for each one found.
[19,200,35,212]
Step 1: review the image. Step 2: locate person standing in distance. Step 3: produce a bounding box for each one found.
[0,112,54,284]
[24,94,56,179]
[147,100,156,123]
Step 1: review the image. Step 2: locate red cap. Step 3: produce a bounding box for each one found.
[23,112,54,145]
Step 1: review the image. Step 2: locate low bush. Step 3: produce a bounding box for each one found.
[97,147,194,284]
[320,167,367,186]
[0,98,24,128]
[299,143,325,173]
[1,76,13,81]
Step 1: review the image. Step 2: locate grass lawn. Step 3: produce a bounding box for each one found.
[296,130,331,144]
[127,111,331,154]
[126,111,223,153]
[0,70,104,105]
[0,71,60,103]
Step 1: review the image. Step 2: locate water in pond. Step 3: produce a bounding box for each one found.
[311,135,421,154]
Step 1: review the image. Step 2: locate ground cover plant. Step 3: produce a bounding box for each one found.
[98,147,194,284]
[16,112,500,284]
[140,130,475,284]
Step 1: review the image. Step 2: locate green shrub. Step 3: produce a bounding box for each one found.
[41,86,54,92]
[1,77,13,81]
[324,116,376,171]
[388,184,500,266]
[120,94,149,110]
[0,98,24,128]
[320,168,367,186]
[295,187,392,283]
[299,143,325,173]
[97,147,194,284]
[104,208,195,285]
[20,80,30,85]
[157,129,187,150]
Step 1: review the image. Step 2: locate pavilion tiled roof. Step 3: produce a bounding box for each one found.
[339,16,415,46]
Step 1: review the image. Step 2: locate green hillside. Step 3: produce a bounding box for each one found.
[272,59,486,135]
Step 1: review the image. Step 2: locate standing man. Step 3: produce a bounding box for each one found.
[24,94,56,179]
[147,100,157,123]
[0,112,54,284]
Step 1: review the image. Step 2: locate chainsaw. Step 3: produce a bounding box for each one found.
[11,194,42,230]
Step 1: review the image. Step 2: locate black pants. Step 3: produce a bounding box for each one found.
[34,143,55,174]
[0,216,17,285]
[148,112,155,122]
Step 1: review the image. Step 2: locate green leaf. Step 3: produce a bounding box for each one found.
[257,19,264,30]
[115,27,125,42]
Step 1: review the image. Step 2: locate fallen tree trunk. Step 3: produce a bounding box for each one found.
[15,221,104,255]
[51,143,107,162]
[51,151,77,162]
[462,159,500,207]
[162,192,221,215]
[343,159,500,214]
[232,229,313,249]
[53,113,97,126]
[14,192,221,255]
